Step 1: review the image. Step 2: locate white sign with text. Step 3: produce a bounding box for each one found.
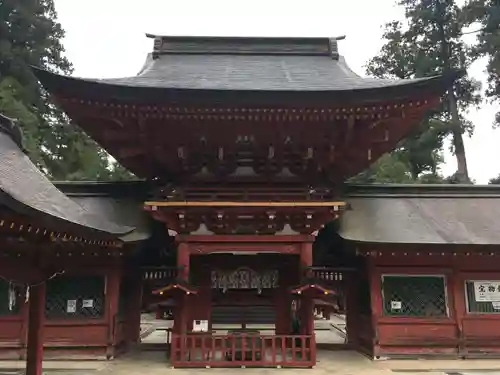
[474,281,500,302]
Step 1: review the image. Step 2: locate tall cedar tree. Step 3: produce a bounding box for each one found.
[366,0,482,183]
[0,0,135,180]
[466,0,500,126]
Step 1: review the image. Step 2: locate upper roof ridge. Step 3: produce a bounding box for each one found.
[146,34,346,60]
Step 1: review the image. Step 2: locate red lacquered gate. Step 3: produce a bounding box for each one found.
[170,333,316,368]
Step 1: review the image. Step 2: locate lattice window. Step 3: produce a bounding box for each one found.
[45,276,105,319]
[0,280,20,316]
[465,280,500,314]
[382,275,448,317]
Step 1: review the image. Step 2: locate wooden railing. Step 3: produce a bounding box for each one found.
[142,266,180,285]
[305,267,353,314]
[308,267,346,283]
[170,333,315,368]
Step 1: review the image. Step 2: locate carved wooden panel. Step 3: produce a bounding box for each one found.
[151,206,340,235]
[211,267,279,291]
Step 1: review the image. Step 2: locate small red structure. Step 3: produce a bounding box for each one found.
[2,34,500,370]
[0,114,139,375]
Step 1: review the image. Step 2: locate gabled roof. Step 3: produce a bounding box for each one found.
[32,35,457,104]
[340,184,500,245]
[0,114,133,239]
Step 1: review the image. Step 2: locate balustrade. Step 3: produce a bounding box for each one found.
[142,267,182,291]
[170,333,315,367]
[304,267,354,314]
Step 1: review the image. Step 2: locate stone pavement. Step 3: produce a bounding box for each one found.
[140,314,347,345]
[4,350,500,375]
[2,315,500,375]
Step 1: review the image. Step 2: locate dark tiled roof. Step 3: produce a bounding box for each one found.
[99,53,438,92]
[65,196,151,242]
[340,190,500,244]
[54,181,152,242]
[343,183,500,197]
[0,115,133,238]
[32,35,457,104]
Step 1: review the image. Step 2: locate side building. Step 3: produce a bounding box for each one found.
[0,113,149,368]
[340,183,500,359]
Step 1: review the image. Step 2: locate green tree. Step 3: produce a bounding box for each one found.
[465,0,500,126]
[366,0,482,183]
[489,174,500,184]
[349,152,448,184]
[0,0,135,180]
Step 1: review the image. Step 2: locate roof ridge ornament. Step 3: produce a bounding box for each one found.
[329,35,346,60]
[0,113,24,150]
[152,35,162,60]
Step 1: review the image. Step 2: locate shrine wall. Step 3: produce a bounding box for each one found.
[0,259,142,360]
[356,243,500,359]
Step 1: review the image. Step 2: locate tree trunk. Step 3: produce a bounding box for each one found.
[434,0,470,183]
[448,91,470,183]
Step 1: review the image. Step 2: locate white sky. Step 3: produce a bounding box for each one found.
[53,0,499,184]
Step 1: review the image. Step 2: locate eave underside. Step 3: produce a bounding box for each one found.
[42,96,440,181]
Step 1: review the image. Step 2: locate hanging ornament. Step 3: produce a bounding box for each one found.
[8,283,15,311]
[25,286,30,303]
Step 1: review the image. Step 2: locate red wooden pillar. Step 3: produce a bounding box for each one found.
[105,267,121,359]
[300,241,314,336]
[367,259,382,358]
[127,271,143,343]
[177,242,190,281]
[174,241,190,362]
[300,241,313,271]
[20,294,30,359]
[274,289,288,334]
[450,260,465,355]
[299,297,313,335]
[345,270,360,346]
[174,242,190,333]
[25,283,46,375]
[275,264,292,335]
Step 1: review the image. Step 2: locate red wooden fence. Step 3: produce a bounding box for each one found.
[170,333,316,368]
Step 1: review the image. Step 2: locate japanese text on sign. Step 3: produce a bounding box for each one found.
[473,281,500,302]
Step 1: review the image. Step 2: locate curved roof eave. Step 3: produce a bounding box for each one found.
[0,116,134,239]
[32,66,460,106]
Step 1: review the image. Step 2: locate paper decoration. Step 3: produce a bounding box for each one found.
[492,302,500,310]
[66,300,77,313]
[192,320,208,332]
[8,284,15,311]
[391,300,402,310]
[82,299,94,308]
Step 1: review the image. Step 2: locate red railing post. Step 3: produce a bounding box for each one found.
[310,334,317,367]
[170,334,177,366]
[170,333,314,368]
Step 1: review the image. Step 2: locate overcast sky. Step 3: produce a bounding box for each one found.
[53,0,498,183]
